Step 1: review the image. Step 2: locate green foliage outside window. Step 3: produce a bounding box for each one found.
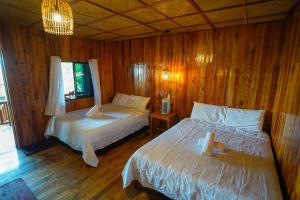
[62,62,93,100]
[75,63,84,94]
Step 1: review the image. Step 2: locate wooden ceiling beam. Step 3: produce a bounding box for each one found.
[214,12,287,25]
[249,12,287,20]
[75,14,115,28]
[86,24,141,38]
[26,0,285,33]
[69,0,83,4]
[88,9,290,41]
[81,11,207,31]
[11,0,292,41]
[288,0,300,14]
[204,0,275,13]
[83,0,162,32]
[0,2,40,15]
[242,0,248,24]
[187,0,215,29]
[109,12,288,42]
[75,3,148,28]
[109,31,160,41]
[79,25,124,37]
[137,0,189,32]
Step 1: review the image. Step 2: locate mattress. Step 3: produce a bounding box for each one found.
[45,103,149,167]
[122,118,282,200]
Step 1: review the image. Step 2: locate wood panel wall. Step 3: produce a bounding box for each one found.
[0,23,114,148]
[65,97,94,112]
[112,21,285,131]
[271,6,300,200]
[112,14,300,199]
[0,11,299,199]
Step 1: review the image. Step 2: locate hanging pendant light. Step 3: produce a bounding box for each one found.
[41,0,73,35]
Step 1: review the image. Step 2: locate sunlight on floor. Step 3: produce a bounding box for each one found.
[0,124,19,174]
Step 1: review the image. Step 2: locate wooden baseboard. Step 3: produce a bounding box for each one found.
[21,137,59,155]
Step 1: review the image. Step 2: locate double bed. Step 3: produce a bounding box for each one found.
[122,103,282,199]
[45,103,149,167]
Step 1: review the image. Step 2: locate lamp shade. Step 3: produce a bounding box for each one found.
[162,70,169,81]
[42,0,73,35]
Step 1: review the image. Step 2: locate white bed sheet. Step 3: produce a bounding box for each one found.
[122,118,282,200]
[45,103,149,167]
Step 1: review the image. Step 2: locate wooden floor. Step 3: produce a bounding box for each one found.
[0,131,169,200]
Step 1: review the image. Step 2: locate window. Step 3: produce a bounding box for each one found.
[61,62,93,100]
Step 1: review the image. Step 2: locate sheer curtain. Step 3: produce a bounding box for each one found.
[45,56,65,116]
[88,59,102,106]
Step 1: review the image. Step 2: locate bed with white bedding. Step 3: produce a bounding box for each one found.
[122,117,282,199]
[45,103,149,167]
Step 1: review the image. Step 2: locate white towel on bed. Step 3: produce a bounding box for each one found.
[199,132,225,156]
[200,132,215,156]
[86,105,103,118]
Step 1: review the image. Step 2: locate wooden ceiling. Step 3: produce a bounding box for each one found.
[0,0,297,41]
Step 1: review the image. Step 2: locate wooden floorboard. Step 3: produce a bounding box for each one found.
[0,131,169,200]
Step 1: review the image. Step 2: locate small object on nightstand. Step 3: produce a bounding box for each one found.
[161,97,171,114]
[150,111,179,138]
[161,92,171,114]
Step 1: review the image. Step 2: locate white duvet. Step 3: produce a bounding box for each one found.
[122,118,282,200]
[45,103,149,167]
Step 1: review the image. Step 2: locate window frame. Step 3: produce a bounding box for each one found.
[62,61,94,101]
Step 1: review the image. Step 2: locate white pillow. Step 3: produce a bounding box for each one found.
[112,93,130,106]
[191,102,226,124]
[126,95,150,111]
[225,107,265,132]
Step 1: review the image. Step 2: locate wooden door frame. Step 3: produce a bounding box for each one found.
[0,48,19,148]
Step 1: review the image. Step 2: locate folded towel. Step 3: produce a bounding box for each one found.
[86,105,103,118]
[198,132,225,156]
[200,132,215,156]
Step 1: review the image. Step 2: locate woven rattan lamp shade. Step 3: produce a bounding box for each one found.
[41,0,73,35]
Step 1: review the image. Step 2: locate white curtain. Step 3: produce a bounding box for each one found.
[45,56,65,116]
[88,59,102,106]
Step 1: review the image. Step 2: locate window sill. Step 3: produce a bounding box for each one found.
[65,96,94,102]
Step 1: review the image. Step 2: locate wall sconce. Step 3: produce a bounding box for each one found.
[162,69,170,81]
[195,53,213,64]
[174,73,180,80]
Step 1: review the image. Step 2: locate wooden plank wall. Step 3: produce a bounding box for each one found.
[112,21,285,131]
[112,15,300,199]
[0,12,299,199]
[271,6,300,200]
[0,23,114,148]
[65,97,94,112]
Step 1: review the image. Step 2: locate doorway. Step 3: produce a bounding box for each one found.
[0,53,15,155]
[0,50,20,175]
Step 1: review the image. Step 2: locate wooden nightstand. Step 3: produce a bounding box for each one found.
[150,111,179,138]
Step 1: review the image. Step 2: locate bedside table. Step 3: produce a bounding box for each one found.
[150,111,179,138]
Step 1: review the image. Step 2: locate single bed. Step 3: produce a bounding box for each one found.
[122,117,282,200]
[45,103,149,167]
